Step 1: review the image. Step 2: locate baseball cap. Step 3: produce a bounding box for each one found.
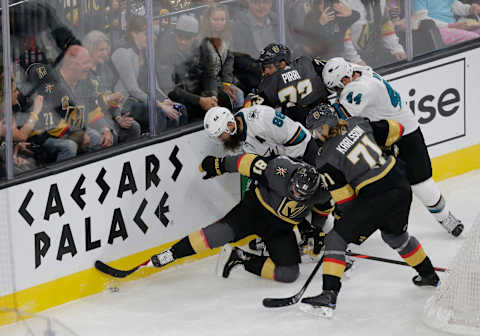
[175,14,199,38]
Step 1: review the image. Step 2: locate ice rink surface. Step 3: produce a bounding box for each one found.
[1,169,479,336]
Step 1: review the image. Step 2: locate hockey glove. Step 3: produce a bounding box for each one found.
[298,219,326,255]
[199,156,226,179]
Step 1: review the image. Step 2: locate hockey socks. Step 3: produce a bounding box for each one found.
[242,255,299,283]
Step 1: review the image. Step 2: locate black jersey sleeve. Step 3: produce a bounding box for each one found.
[370,119,404,147]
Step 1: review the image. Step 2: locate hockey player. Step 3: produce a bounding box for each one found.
[321,57,464,237]
[146,153,330,283]
[204,105,332,254]
[300,105,440,318]
[255,43,331,126]
[204,104,319,165]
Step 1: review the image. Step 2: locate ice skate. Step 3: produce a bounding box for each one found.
[412,272,440,287]
[216,244,252,278]
[150,249,175,268]
[300,290,338,319]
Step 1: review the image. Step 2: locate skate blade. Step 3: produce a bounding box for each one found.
[343,259,356,280]
[299,303,334,319]
[215,244,233,277]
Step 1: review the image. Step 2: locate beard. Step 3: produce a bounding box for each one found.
[223,132,242,151]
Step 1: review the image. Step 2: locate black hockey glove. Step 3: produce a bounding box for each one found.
[199,156,226,179]
[298,219,326,255]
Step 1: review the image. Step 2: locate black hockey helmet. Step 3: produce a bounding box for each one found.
[288,165,320,202]
[306,103,338,133]
[258,43,291,68]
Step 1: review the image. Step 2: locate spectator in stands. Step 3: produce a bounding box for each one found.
[342,0,407,68]
[387,0,445,56]
[199,5,245,110]
[413,0,480,46]
[27,46,110,163]
[0,71,41,175]
[83,30,141,144]
[231,0,291,57]
[105,0,126,51]
[156,15,220,121]
[153,7,173,41]
[287,0,313,39]
[230,0,292,93]
[112,16,184,133]
[302,0,360,59]
[7,0,81,97]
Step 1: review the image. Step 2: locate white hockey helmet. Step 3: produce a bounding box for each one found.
[204,106,237,138]
[322,57,354,90]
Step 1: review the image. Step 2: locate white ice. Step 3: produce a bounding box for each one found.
[1,169,479,336]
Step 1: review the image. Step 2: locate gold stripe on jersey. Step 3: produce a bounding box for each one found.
[401,243,427,267]
[237,153,257,177]
[323,258,346,278]
[385,120,404,147]
[188,230,210,254]
[355,158,396,194]
[47,119,70,138]
[255,188,299,225]
[381,20,396,36]
[88,107,105,124]
[344,28,352,42]
[312,204,334,216]
[260,257,275,280]
[330,184,355,204]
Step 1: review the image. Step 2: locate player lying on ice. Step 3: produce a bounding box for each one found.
[147,153,330,283]
[298,104,441,318]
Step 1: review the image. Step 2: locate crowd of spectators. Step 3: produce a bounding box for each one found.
[1,0,479,179]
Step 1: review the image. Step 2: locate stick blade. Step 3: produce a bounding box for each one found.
[94,260,140,278]
[262,295,299,308]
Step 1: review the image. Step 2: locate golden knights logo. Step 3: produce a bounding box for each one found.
[278,199,306,218]
[36,66,48,80]
[358,236,367,243]
[275,166,287,177]
[45,83,55,94]
[272,45,280,53]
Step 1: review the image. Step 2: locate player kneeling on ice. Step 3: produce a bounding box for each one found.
[149,153,330,283]
[299,105,440,318]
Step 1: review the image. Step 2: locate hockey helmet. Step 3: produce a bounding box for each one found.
[259,43,291,68]
[289,165,320,202]
[306,103,338,132]
[322,57,354,90]
[204,106,237,138]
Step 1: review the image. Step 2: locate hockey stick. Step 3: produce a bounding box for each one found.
[94,259,151,278]
[262,256,324,308]
[346,251,447,272]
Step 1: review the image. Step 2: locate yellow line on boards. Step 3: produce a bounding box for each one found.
[432,144,480,181]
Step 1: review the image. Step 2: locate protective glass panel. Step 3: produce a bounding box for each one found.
[8,0,148,173]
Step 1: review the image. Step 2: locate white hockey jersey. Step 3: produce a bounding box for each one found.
[234,105,311,158]
[338,72,419,135]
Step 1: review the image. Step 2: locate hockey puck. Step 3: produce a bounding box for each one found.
[109,286,120,293]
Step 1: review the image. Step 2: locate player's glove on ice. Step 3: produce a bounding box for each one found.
[199,156,226,179]
[298,220,326,255]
